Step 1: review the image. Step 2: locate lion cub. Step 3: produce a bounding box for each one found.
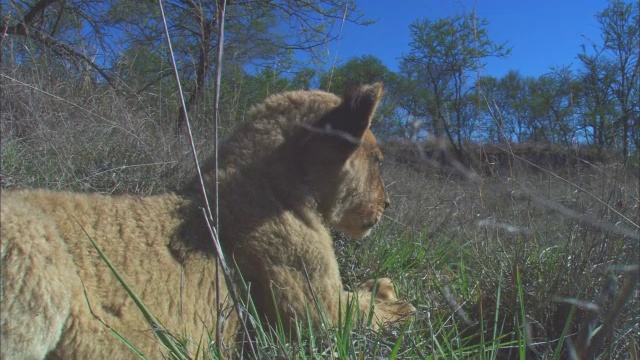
[1,83,414,359]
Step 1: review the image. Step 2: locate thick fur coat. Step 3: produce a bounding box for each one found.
[1,83,415,359]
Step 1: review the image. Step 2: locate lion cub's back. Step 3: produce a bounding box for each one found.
[1,190,196,359]
[1,191,85,358]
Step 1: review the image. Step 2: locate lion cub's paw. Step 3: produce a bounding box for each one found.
[357,278,398,301]
[357,278,416,328]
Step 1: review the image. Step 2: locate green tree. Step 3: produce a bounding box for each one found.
[478,72,533,143]
[489,71,533,143]
[107,0,367,130]
[319,55,391,94]
[527,67,579,146]
[398,12,510,154]
[588,0,639,160]
[2,0,117,85]
[317,55,404,138]
[3,0,368,131]
[577,50,618,149]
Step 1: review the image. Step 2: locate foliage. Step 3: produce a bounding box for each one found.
[582,0,639,161]
[397,12,510,153]
[3,1,637,158]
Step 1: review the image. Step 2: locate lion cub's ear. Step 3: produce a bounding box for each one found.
[313,82,384,154]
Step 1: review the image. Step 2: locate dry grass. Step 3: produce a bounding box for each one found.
[367,140,639,358]
[1,66,638,358]
[1,66,208,194]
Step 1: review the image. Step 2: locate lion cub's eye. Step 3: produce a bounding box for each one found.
[371,154,383,167]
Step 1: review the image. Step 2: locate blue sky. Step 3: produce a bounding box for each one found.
[327,0,617,79]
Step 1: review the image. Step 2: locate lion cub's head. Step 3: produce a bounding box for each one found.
[300,83,388,238]
[209,83,389,239]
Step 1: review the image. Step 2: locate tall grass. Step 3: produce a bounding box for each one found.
[2,52,638,359]
[371,142,639,358]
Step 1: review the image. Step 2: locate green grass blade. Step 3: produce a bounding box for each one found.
[77,222,189,359]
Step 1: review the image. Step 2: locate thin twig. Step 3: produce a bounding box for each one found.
[213,0,226,231]
[212,0,227,346]
[201,209,256,357]
[158,0,254,355]
[326,1,348,92]
[157,0,213,222]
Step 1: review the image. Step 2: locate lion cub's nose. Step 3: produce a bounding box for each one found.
[384,199,390,209]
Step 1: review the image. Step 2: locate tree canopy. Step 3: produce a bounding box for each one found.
[2,0,637,160]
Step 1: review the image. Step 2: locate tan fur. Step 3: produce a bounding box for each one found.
[0,83,415,359]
